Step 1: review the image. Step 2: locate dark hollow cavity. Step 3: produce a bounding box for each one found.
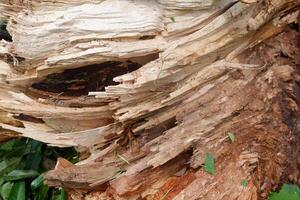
[0,20,12,42]
[31,61,141,96]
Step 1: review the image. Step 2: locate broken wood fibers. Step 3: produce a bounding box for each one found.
[0,0,299,199]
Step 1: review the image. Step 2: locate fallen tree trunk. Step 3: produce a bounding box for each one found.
[0,0,299,199]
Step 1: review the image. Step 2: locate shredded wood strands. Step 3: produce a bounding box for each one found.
[0,0,299,199]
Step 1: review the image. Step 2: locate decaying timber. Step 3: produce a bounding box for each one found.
[0,0,299,199]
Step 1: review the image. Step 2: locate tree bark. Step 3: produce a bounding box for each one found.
[0,0,299,199]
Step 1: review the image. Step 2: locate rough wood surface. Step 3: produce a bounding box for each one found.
[0,0,299,199]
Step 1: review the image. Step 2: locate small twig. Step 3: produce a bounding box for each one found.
[159,186,174,200]
[239,0,257,4]
[117,153,130,165]
[224,61,267,70]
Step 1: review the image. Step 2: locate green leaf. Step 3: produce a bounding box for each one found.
[268,184,300,200]
[0,182,14,200]
[112,168,126,179]
[52,189,67,200]
[170,17,175,22]
[33,184,48,200]
[227,132,235,143]
[31,175,44,190]
[241,179,248,187]
[0,157,22,177]
[8,181,25,200]
[0,139,18,152]
[0,138,78,200]
[204,153,215,175]
[4,170,39,181]
[0,139,30,159]
[25,141,42,170]
[0,178,4,186]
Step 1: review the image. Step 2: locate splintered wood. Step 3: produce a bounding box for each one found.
[0,0,299,199]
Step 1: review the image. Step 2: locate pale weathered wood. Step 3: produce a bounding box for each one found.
[0,0,299,199]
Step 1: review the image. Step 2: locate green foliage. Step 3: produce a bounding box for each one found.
[31,175,44,190]
[268,184,300,200]
[241,179,248,187]
[4,170,39,181]
[227,132,235,143]
[33,184,49,200]
[204,153,215,175]
[52,189,67,200]
[0,182,13,199]
[0,138,78,200]
[9,181,25,200]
